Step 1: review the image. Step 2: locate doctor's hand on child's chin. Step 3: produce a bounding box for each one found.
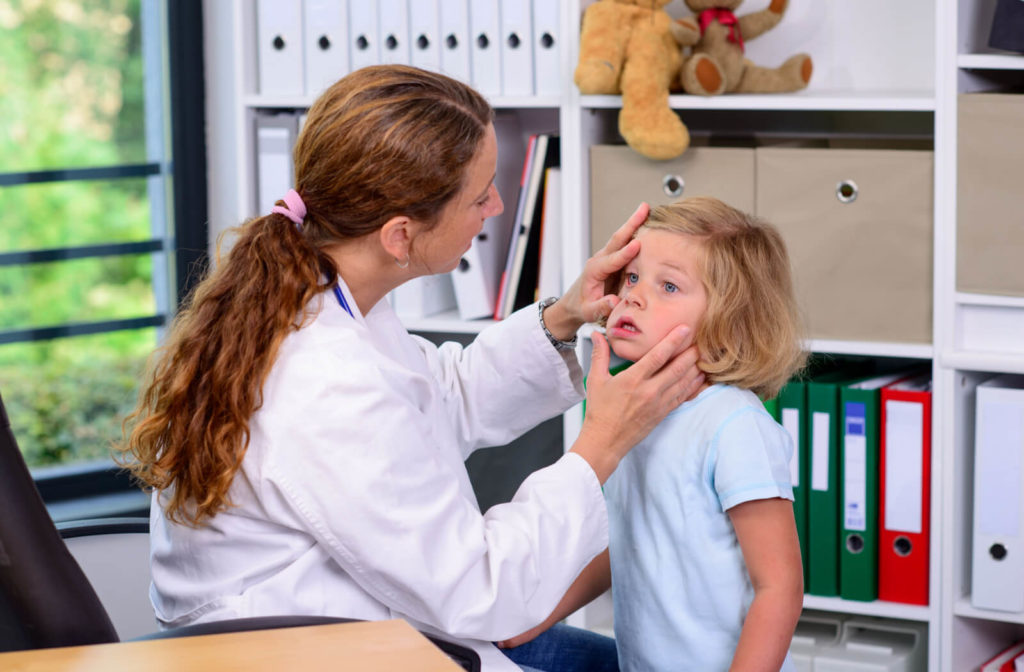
[561,202,650,326]
[571,328,704,484]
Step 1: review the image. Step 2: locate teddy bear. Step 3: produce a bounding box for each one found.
[678,0,812,96]
[574,0,700,161]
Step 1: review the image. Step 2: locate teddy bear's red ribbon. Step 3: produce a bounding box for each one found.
[698,8,745,53]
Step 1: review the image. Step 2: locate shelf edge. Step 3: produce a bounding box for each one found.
[954,598,1024,625]
[802,595,933,622]
[941,350,1024,374]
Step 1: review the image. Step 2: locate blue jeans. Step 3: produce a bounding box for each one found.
[500,624,619,672]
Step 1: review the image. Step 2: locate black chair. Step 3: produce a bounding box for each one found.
[0,391,479,671]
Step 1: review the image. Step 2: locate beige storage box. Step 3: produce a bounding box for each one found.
[589,146,755,255]
[756,147,934,344]
[957,93,1024,297]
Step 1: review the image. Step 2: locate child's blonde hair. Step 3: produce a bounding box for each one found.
[643,196,807,399]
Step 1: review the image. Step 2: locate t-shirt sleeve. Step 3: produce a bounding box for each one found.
[711,407,795,511]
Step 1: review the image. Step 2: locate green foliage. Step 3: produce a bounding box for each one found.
[1,329,156,467]
[0,253,156,329]
[0,0,146,172]
[0,0,166,468]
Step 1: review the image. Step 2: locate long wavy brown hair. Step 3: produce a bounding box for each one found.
[117,65,493,526]
[644,197,807,399]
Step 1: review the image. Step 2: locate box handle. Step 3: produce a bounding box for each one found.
[663,174,685,198]
[836,180,858,204]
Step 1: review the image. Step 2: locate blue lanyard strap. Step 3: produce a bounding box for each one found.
[332,284,354,318]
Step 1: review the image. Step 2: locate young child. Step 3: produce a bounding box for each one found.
[500,196,806,671]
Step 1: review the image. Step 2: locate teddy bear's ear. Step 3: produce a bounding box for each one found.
[670,18,701,47]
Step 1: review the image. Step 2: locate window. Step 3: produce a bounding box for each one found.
[0,0,205,512]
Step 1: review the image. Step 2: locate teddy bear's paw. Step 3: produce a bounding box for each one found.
[619,106,690,161]
[680,54,726,96]
[734,54,812,94]
[768,0,789,15]
[574,59,622,95]
[779,53,813,89]
[793,54,814,85]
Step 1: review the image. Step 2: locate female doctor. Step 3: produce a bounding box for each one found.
[118,65,703,672]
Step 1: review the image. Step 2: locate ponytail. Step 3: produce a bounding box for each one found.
[118,211,331,525]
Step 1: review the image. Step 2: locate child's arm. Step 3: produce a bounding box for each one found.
[496,549,612,649]
[727,498,804,672]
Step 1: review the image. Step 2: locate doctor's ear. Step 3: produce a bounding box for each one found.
[379,216,417,266]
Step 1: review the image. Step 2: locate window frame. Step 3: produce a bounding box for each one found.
[2,0,208,517]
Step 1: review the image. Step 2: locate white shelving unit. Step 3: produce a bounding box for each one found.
[202,1,1024,669]
[939,1,1024,670]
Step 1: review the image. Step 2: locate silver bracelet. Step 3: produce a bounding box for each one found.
[538,297,579,352]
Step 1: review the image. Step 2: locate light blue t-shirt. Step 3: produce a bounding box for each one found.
[605,384,797,672]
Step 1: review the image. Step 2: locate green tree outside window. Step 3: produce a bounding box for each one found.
[0,0,170,468]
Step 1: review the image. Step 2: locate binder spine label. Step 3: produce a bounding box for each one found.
[884,399,924,534]
[811,412,830,491]
[844,402,867,532]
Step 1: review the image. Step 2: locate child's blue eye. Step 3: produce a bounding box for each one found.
[664,282,678,294]
[626,272,638,285]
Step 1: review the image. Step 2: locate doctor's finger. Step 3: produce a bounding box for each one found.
[586,331,613,387]
[599,202,649,255]
[593,238,640,280]
[580,295,620,325]
[651,345,705,405]
[627,325,693,380]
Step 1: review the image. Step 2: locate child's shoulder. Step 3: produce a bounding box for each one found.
[700,385,788,443]
[696,384,771,418]
[668,384,777,445]
[707,386,795,508]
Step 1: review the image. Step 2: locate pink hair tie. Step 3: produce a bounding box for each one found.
[271,189,306,227]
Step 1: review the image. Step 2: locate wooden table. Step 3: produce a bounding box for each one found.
[0,619,463,671]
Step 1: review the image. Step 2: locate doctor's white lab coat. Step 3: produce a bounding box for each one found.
[149,281,609,671]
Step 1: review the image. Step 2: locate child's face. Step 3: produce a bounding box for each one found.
[606,228,708,363]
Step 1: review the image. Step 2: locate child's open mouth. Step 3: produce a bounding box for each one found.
[609,317,640,337]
